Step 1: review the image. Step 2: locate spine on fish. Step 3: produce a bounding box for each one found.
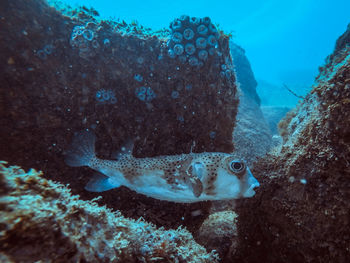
[65,130,97,167]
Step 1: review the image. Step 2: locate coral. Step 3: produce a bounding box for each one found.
[133,74,143,82]
[198,50,208,61]
[171,32,183,43]
[70,23,100,59]
[36,49,47,60]
[195,37,207,49]
[43,44,54,54]
[95,89,117,104]
[183,28,194,40]
[197,25,208,35]
[167,15,227,68]
[188,56,199,66]
[135,86,156,102]
[0,161,219,262]
[173,43,184,55]
[185,43,196,55]
[207,35,218,46]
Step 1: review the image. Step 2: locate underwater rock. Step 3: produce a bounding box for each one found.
[233,27,350,262]
[0,0,237,230]
[233,92,272,166]
[167,16,223,69]
[230,42,260,105]
[196,211,239,260]
[261,106,290,135]
[320,22,350,77]
[0,161,219,262]
[229,42,272,165]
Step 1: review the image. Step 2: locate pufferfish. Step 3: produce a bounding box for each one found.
[65,130,260,203]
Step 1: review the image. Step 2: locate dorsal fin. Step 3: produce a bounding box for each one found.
[111,140,134,160]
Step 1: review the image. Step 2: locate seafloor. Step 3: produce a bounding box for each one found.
[0,0,349,262]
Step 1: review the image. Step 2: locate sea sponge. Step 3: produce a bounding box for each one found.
[0,161,219,262]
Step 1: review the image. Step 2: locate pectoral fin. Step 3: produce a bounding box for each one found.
[177,156,204,198]
[188,177,203,198]
[85,173,121,192]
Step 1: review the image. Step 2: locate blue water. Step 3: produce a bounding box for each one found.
[63,0,349,107]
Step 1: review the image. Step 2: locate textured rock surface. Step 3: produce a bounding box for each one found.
[233,93,272,166]
[231,42,272,165]
[0,0,238,229]
[232,28,350,263]
[196,211,239,261]
[261,106,290,135]
[0,161,219,262]
[230,42,260,105]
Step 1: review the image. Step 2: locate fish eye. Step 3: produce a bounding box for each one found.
[229,160,245,173]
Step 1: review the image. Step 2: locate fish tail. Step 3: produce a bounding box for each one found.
[65,130,96,167]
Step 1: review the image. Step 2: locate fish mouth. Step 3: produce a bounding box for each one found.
[243,183,259,197]
[242,168,260,198]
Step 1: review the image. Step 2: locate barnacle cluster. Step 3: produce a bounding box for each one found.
[70,22,102,59]
[135,86,156,102]
[36,44,54,60]
[0,161,219,262]
[95,89,117,104]
[167,15,220,67]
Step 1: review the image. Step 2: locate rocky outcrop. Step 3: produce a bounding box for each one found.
[230,42,260,105]
[0,0,239,229]
[232,27,350,263]
[196,211,239,261]
[261,106,290,135]
[233,93,272,166]
[230,42,272,165]
[0,161,219,262]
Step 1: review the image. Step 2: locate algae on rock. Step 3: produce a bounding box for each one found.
[233,29,350,263]
[0,161,219,262]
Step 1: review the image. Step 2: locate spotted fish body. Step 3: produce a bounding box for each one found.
[65,131,260,203]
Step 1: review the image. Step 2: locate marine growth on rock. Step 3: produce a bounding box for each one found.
[167,15,221,67]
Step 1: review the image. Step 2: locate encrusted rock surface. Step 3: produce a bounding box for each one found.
[233,93,272,166]
[231,43,272,165]
[261,106,290,135]
[230,42,260,105]
[196,211,239,261]
[232,27,350,263]
[0,0,238,229]
[0,161,219,262]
